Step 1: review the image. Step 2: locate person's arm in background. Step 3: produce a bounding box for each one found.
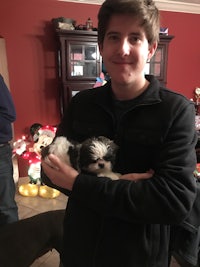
[0,74,16,142]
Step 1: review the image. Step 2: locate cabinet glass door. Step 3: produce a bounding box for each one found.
[145,47,162,77]
[149,47,162,77]
[69,43,99,79]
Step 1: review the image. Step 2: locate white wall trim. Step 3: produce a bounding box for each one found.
[155,0,200,14]
[58,0,200,14]
[58,0,102,4]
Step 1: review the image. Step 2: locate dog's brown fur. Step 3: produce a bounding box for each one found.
[0,209,65,267]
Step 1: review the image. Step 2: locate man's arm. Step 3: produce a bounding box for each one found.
[0,74,16,127]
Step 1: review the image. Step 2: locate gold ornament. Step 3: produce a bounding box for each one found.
[18,184,39,197]
[18,183,60,198]
[39,185,60,199]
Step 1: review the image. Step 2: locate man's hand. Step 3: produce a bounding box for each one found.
[41,154,78,191]
[120,169,154,182]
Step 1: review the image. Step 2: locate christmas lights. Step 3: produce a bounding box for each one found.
[13,124,60,198]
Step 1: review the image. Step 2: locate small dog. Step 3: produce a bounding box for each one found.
[41,136,120,180]
[78,136,120,179]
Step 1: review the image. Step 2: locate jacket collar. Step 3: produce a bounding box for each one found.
[93,75,162,108]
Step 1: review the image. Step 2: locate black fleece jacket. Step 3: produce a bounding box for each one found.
[44,75,197,267]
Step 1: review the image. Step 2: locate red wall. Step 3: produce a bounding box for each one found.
[160,11,200,98]
[0,0,200,175]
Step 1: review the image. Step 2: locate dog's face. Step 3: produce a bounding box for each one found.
[79,136,118,175]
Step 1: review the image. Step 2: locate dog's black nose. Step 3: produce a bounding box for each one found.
[98,163,104,169]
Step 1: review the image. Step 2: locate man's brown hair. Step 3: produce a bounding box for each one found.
[98,0,160,46]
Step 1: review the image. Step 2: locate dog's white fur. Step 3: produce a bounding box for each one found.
[43,136,73,167]
[42,136,120,180]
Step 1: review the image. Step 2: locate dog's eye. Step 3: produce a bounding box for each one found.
[103,156,112,161]
[91,160,97,163]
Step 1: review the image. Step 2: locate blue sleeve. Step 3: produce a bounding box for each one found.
[0,74,16,127]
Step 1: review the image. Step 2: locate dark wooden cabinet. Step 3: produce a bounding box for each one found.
[145,35,174,86]
[55,29,101,115]
[55,29,174,115]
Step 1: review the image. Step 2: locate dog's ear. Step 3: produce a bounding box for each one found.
[68,144,81,171]
[108,140,119,166]
[111,141,119,153]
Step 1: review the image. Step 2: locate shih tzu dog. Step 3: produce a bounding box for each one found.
[78,136,120,179]
[41,136,120,180]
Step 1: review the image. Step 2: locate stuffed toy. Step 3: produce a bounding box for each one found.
[93,72,107,88]
[13,123,60,198]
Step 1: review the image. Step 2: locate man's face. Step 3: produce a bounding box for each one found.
[99,14,157,87]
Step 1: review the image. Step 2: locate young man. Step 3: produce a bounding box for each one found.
[0,74,18,226]
[42,0,197,266]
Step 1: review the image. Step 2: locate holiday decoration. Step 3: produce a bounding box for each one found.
[194,87,200,115]
[93,72,107,88]
[13,123,60,198]
[194,87,200,104]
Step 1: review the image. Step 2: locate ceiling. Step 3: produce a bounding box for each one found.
[58,0,200,14]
